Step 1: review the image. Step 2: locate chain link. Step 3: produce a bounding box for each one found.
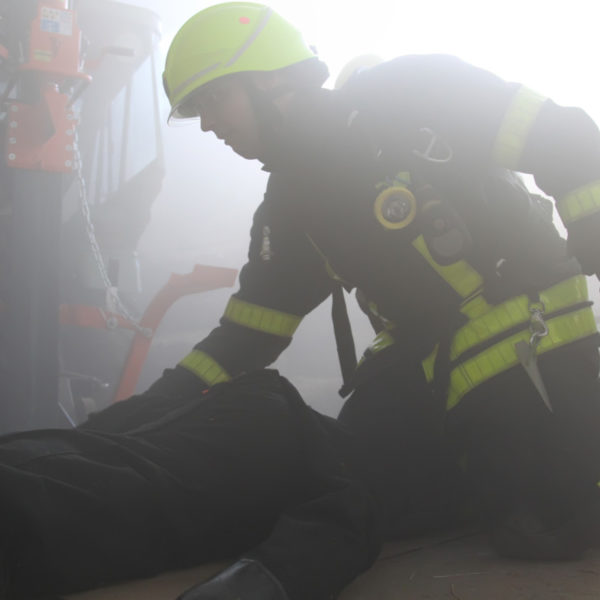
[72,128,152,337]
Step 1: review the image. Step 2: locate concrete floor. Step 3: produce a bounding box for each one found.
[68,529,600,600]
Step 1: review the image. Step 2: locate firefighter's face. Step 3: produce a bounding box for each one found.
[192,75,262,159]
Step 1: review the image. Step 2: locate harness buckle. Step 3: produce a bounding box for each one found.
[515,300,553,412]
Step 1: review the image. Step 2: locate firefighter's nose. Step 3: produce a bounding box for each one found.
[199,106,217,133]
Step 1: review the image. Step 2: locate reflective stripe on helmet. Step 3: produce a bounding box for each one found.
[170,7,273,103]
[179,350,232,385]
[224,297,302,337]
[556,180,600,225]
[492,86,547,170]
[163,2,317,120]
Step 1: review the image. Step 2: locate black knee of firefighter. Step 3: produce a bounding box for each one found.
[489,498,600,561]
[176,558,290,600]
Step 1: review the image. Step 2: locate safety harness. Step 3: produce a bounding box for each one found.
[333,84,599,409]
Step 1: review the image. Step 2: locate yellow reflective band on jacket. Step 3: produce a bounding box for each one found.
[450,275,589,362]
[412,235,483,300]
[179,350,231,386]
[556,180,600,226]
[224,297,301,337]
[443,306,597,410]
[492,86,547,170]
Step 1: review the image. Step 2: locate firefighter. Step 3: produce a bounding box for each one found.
[156,1,600,597]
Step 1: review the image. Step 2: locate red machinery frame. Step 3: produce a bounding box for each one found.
[59,264,238,403]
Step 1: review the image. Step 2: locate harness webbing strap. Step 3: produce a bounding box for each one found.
[450,275,588,361]
[364,276,595,410]
[179,350,232,385]
[443,306,597,410]
[412,234,483,300]
[331,285,358,394]
[224,297,302,337]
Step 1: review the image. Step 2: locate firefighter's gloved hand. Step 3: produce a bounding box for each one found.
[176,559,290,600]
[145,365,209,398]
[79,392,175,433]
[566,210,600,279]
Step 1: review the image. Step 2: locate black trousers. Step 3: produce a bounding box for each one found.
[339,339,600,539]
[1,371,379,600]
[338,354,466,539]
[4,342,599,599]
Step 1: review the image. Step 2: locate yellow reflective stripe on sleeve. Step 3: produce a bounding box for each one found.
[450,275,588,361]
[492,86,547,170]
[412,235,483,299]
[445,306,597,410]
[179,350,231,386]
[224,297,301,338]
[556,181,600,225]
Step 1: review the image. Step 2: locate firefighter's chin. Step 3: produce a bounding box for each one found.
[224,138,261,160]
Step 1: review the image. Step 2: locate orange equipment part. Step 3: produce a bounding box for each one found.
[59,304,139,332]
[112,264,238,402]
[20,1,91,81]
[4,0,91,172]
[6,86,77,172]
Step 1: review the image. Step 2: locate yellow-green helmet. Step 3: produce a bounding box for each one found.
[163,2,318,120]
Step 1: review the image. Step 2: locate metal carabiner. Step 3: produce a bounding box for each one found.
[529,304,548,348]
[412,128,454,163]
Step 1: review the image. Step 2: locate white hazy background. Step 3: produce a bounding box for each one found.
[125,0,600,415]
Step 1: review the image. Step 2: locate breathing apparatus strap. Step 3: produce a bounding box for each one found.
[331,285,358,396]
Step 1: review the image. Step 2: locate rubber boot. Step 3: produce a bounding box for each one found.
[176,559,290,600]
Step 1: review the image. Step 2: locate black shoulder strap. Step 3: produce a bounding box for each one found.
[331,285,357,396]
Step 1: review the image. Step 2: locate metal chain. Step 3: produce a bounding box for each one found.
[72,127,151,337]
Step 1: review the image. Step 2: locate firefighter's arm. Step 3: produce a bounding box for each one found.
[489,86,600,277]
[147,177,333,398]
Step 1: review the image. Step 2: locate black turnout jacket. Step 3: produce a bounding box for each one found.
[152,54,600,398]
